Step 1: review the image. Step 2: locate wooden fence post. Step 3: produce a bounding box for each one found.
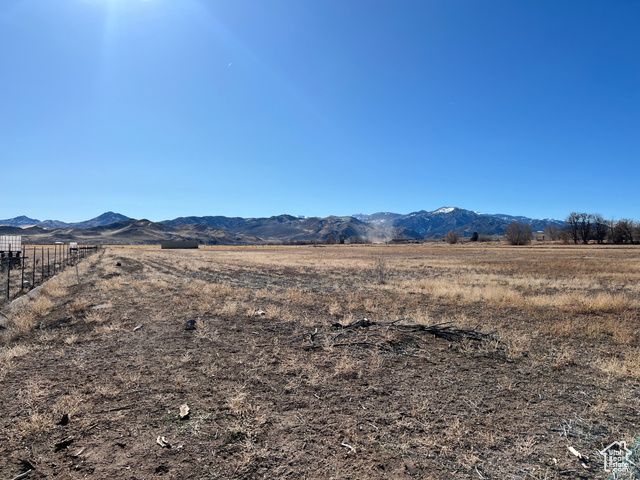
[21,250,25,291]
[5,257,9,300]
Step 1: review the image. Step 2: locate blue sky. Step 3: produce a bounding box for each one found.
[1,0,639,222]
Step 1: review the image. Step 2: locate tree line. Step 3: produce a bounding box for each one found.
[445,212,640,246]
[546,213,639,245]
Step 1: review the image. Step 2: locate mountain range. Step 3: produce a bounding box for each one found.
[0,212,132,230]
[0,208,564,244]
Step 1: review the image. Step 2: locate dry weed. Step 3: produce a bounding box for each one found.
[366,350,384,371]
[185,279,207,297]
[553,348,577,370]
[69,297,89,314]
[130,279,152,292]
[85,310,107,324]
[328,302,342,316]
[596,356,640,379]
[297,314,315,327]
[147,278,169,289]
[219,301,238,316]
[200,363,220,378]
[0,360,11,381]
[0,343,32,360]
[11,311,37,335]
[30,296,53,317]
[116,370,141,387]
[41,280,68,298]
[98,277,125,291]
[374,258,388,284]
[227,391,254,415]
[264,305,281,319]
[246,307,265,318]
[503,331,533,360]
[205,283,236,298]
[53,394,83,417]
[17,411,54,438]
[0,344,32,380]
[333,353,360,379]
[92,321,126,334]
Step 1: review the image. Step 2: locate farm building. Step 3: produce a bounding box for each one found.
[0,235,22,266]
[161,241,199,249]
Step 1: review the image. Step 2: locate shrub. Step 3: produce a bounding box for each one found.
[504,222,533,245]
[445,231,459,244]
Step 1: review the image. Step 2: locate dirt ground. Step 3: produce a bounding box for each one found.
[1,244,639,479]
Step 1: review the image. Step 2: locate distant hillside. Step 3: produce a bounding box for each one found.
[0,215,41,227]
[352,212,404,228]
[161,214,421,243]
[0,220,260,245]
[389,207,564,238]
[39,212,131,229]
[166,214,374,242]
[161,215,248,230]
[0,207,565,244]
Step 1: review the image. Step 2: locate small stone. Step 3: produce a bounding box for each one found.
[90,303,112,310]
[184,319,197,331]
[71,447,85,457]
[156,436,171,448]
[179,404,190,419]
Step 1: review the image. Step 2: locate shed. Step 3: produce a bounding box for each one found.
[0,235,22,254]
[161,241,199,249]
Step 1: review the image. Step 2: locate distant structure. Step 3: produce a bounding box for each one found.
[161,241,199,249]
[0,235,22,265]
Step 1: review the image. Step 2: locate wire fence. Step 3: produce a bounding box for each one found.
[1,244,100,304]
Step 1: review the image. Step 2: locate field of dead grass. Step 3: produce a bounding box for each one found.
[1,243,639,479]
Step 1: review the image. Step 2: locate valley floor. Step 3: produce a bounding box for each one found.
[1,244,639,479]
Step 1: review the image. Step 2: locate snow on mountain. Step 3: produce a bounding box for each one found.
[434,207,455,214]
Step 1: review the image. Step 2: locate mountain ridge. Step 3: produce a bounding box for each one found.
[0,207,565,244]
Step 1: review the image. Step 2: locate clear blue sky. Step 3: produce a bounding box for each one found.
[1,0,639,222]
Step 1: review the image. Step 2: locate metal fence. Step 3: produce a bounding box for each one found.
[1,244,99,302]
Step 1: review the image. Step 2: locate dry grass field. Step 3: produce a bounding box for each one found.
[1,243,639,479]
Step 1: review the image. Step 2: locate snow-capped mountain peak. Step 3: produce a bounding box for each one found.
[434,207,456,214]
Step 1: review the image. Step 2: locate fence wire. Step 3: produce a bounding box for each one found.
[1,245,99,304]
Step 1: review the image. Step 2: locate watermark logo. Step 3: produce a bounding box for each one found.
[599,441,635,474]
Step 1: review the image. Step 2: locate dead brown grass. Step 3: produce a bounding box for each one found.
[2,244,640,479]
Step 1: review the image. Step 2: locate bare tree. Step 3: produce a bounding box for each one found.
[578,213,592,244]
[544,224,561,241]
[324,234,336,245]
[608,217,616,243]
[565,212,581,244]
[612,219,635,244]
[505,221,533,245]
[445,231,459,244]
[592,214,608,244]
